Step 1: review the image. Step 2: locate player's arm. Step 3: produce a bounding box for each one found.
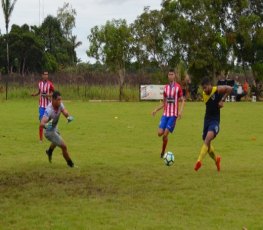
[178,96,185,119]
[62,109,74,123]
[152,99,165,116]
[217,85,233,108]
[31,89,40,97]
[40,115,49,129]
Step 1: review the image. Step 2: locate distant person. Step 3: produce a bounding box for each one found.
[31,71,54,142]
[194,78,232,172]
[40,91,75,167]
[217,75,226,86]
[152,69,185,158]
[242,79,249,101]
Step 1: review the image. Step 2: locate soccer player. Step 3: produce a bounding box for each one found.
[31,71,54,142]
[40,91,75,168]
[194,78,233,172]
[152,69,185,158]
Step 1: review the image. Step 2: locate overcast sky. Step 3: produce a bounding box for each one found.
[0,0,162,62]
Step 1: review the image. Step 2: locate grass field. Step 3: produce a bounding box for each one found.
[0,99,262,230]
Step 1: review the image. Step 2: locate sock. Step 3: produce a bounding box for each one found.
[197,144,209,162]
[39,126,43,141]
[208,144,216,162]
[47,147,54,154]
[162,136,168,154]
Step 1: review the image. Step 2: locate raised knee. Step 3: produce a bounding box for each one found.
[158,132,163,137]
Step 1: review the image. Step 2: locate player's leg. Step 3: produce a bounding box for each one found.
[161,116,176,158]
[59,141,74,167]
[195,131,215,171]
[207,122,221,171]
[46,143,56,163]
[195,119,215,171]
[158,116,167,158]
[39,107,45,142]
[161,128,170,158]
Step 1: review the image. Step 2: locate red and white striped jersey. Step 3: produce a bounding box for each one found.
[163,82,183,117]
[38,80,54,108]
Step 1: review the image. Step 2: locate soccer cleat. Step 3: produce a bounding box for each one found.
[67,159,74,168]
[45,150,52,163]
[160,152,164,158]
[194,161,202,171]
[216,156,221,172]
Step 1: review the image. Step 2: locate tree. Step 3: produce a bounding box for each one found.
[1,0,17,99]
[87,19,132,101]
[131,7,168,70]
[8,24,44,75]
[162,0,232,82]
[69,35,82,63]
[57,2,76,39]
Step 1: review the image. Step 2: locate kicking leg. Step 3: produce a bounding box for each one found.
[158,128,169,158]
[208,144,221,172]
[195,131,215,171]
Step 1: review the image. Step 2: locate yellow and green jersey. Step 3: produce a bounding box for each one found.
[203,86,222,122]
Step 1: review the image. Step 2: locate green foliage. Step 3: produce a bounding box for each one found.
[87,19,133,101]
[42,52,59,72]
[57,2,76,39]
[87,19,132,71]
[9,24,44,74]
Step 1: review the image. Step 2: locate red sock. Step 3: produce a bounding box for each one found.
[39,126,43,141]
[162,136,168,154]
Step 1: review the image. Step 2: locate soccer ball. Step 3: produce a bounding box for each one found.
[163,151,175,166]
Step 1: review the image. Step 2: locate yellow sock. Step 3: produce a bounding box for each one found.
[208,144,216,162]
[197,144,208,162]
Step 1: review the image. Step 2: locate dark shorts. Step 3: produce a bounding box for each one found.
[202,119,220,140]
[159,116,177,133]
[39,107,46,121]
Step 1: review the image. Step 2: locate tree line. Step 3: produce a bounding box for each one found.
[0,2,81,75]
[1,0,263,85]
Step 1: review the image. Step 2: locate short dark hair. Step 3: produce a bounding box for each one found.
[169,68,175,73]
[52,91,61,99]
[201,77,212,86]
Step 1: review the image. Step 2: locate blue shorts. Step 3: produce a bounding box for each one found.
[202,119,220,140]
[159,116,177,133]
[39,107,46,121]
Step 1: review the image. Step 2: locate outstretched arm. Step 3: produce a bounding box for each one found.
[217,85,233,108]
[62,109,74,122]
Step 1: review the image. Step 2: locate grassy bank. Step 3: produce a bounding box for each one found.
[0,101,262,229]
[0,84,139,101]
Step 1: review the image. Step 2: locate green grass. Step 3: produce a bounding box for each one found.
[0,100,262,229]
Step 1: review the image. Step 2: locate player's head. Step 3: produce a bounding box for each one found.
[42,71,49,81]
[168,69,176,82]
[201,77,212,95]
[52,91,62,108]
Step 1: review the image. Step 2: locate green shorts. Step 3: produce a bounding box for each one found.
[45,130,64,147]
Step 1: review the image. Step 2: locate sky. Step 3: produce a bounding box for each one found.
[0,0,162,63]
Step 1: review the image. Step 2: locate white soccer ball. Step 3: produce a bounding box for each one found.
[163,151,175,166]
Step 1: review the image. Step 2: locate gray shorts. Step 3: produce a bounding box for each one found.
[45,129,64,147]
